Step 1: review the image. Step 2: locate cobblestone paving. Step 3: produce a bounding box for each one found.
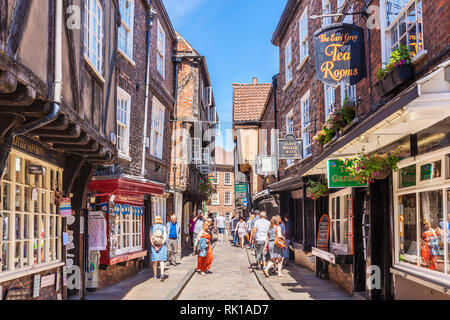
[177,238,270,300]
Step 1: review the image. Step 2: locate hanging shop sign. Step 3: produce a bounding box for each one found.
[234,183,247,193]
[59,198,73,217]
[278,134,303,160]
[327,159,368,188]
[256,155,278,175]
[347,198,354,255]
[314,23,366,86]
[316,214,331,249]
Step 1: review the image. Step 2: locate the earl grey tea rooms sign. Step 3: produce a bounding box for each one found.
[314,23,366,86]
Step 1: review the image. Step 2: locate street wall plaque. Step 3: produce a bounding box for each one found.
[327,159,368,188]
[314,23,366,86]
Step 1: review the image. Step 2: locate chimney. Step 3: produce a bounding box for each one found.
[252,77,258,84]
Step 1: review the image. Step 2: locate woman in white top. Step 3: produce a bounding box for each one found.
[234,216,248,249]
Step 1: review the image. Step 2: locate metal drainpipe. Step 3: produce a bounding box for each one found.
[172,57,179,219]
[272,74,280,182]
[141,0,155,177]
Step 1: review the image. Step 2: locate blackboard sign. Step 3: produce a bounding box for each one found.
[314,23,366,86]
[5,287,31,300]
[278,134,303,160]
[28,164,45,175]
[316,214,331,248]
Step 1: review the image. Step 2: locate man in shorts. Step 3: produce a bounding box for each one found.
[215,212,226,241]
[252,211,270,270]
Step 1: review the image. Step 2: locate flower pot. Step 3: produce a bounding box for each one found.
[342,117,358,134]
[374,64,413,97]
[374,167,391,180]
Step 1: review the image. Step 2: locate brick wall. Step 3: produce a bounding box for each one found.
[205,167,235,216]
[1,266,63,300]
[97,260,143,290]
[327,263,353,295]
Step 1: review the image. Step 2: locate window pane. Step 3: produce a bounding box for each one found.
[1,213,9,240]
[399,165,416,188]
[419,190,444,272]
[420,160,441,181]
[15,157,22,184]
[1,242,8,271]
[398,194,417,265]
[3,183,10,211]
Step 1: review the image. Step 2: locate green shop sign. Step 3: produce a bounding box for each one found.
[327,159,368,188]
[234,183,247,193]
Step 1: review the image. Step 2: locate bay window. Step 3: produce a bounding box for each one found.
[0,151,62,277]
[116,204,143,255]
[394,148,450,280]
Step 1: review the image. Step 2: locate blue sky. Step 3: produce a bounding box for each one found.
[163,0,285,151]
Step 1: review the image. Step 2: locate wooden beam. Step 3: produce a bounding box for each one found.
[6,0,32,58]
[0,84,36,106]
[0,0,7,50]
[34,123,81,138]
[0,71,17,93]
[39,133,90,145]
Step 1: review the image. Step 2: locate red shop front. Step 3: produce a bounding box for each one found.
[87,177,165,289]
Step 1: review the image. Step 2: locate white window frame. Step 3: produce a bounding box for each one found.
[224,172,232,186]
[225,192,232,206]
[301,91,311,158]
[329,188,351,253]
[116,205,143,256]
[150,97,165,159]
[192,138,202,165]
[0,150,63,280]
[340,84,356,105]
[118,0,134,61]
[156,19,166,79]
[84,0,103,75]
[286,109,294,166]
[211,192,219,206]
[298,8,309,68]
[324,84,335,119]
[322,0,332,27]
[212,172,219,185]
[380,0,425,65]
[117,87,131,157]
[151,196,167,224]
[284,38,293,85]
[392,147,450,284]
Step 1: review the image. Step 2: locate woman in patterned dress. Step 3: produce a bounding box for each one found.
[150,216,168,281]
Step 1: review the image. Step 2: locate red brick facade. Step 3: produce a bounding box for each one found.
[205,167,235,218]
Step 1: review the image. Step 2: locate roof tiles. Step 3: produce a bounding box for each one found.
[232,83,272,122]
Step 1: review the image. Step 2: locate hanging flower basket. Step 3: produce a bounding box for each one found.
[307,180,329,200]
[373,166,391,180]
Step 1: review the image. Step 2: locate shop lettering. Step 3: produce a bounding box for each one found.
[331,174,359,183]
[321,61,359,82]
[318,33,358,44]
[13,136,45,158]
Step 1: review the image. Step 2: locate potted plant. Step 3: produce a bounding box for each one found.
[307,179,329,200]
[340,96,357,133]
[345,147,402,184]
[374,45,413,97]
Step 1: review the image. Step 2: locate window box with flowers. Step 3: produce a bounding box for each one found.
[313,96,357,147]
[374,45,414,97]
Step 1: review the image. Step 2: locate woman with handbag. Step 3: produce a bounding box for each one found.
[150,216,168,281]
[263,216,285,278]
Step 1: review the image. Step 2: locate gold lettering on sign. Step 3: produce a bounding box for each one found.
[13,136,45,158]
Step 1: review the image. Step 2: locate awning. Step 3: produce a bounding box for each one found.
[253,189,270,202]
[302,58,450,177]
[267,175,304,193]
[89,176,166,205]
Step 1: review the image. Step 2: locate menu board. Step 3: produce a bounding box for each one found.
[316,214,330,249]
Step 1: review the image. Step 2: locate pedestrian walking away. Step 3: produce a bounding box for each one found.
[284,215,294,266]
[263,216,286,278]
[246,213,254,248]
[215,212,226,241]
[166,214,181,266]
[192,210,204,255]
[235,216,248,249]
[150,216,168,281]
[230,214,239,246]
[196,221,214,275]
[189,216,196,249]
[252,211,270,270]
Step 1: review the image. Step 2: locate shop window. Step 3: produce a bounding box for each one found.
[419,190,444,273]
[398,193,418,265]
[0,151,62,277]
[399,164,416,188]
[420,160,441,181]
[383,0,424,61]
[329,189,350,253]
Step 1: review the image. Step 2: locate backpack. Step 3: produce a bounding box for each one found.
[198,238,209,257]
[152,226,164,246]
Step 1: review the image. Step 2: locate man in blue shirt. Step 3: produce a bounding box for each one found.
[166,214,181,266]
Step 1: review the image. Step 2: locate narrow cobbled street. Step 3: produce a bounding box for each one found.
[177,238,269,300]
